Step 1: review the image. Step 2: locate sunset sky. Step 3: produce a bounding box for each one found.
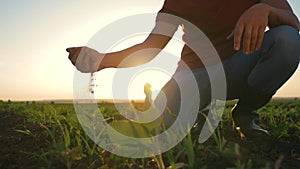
[0,0,300,101]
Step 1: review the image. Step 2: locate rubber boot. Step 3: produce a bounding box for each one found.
[231,87,272,141]
[232,106,269,138]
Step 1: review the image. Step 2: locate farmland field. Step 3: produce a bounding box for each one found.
[0,99,299,169]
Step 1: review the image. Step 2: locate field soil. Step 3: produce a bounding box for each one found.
[0,112,54,169]
[1,101,300,169]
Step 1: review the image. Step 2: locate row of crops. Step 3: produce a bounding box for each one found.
[0,99,299,168]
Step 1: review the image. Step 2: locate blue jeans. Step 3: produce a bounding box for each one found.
[154,25,300,125]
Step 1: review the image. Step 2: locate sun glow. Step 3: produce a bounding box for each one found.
[127,68,172,100]
[89,31,183,100]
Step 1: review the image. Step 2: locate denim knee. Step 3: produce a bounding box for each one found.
[247,26,300,94]
[268,25,300,69]
[270,25,300,54]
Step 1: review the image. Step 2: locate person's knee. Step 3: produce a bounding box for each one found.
[269,25,300,67]
[270,25,300,46]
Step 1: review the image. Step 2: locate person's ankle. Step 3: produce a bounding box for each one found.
[231,105,269,139]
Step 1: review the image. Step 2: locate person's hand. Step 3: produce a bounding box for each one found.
[66,46,105,73]
[227,3,271,55]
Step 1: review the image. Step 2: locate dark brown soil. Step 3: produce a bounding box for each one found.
[0,112,52,169]
[1,110,299,169]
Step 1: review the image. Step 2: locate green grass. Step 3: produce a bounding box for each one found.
[0,99,299,168]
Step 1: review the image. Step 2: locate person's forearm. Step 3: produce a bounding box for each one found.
[269,7,300,30]
[99,32,173,70]
[97,19,177,70]
[101,43,161,69]
[263,3,300,30]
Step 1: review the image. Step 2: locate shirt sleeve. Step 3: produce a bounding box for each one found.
[155,0,183,28]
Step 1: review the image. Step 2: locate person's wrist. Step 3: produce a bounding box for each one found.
[98,54,114,70]
[257,3,272,16]
[257,3,274,26]
[265,4,274,19]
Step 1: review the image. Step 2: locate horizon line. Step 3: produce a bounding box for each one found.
[2,97,300,103]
